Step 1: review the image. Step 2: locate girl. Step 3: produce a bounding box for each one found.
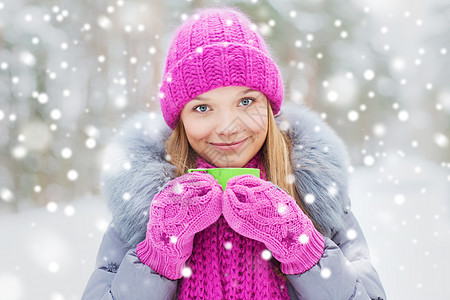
[83,7,386,300]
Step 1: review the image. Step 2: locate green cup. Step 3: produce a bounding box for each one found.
[187,167,260,190]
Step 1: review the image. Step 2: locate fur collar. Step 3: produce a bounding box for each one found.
[101,102,351,248]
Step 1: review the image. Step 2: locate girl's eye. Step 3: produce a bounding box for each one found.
[193,104,210,113]
[193,97,254,113]
[239,97,254,106]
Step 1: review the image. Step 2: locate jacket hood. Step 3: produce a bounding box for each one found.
[101,102,351,248]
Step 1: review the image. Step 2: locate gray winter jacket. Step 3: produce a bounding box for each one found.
[82,102,386,300]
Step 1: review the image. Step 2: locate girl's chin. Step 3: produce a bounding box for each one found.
[209,155,248,168]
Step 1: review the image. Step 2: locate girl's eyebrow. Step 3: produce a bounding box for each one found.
[192,88,258,101]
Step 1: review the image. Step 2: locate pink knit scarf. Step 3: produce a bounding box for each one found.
[177,152,290,299]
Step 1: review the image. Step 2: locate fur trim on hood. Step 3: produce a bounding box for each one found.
[101,102,351,248]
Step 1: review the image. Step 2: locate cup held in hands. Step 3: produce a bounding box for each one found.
[188,168,260,190]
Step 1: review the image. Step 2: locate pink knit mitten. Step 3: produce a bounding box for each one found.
[136,172,223,280]
[222,175,325,275]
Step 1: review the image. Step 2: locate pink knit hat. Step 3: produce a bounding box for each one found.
[159,7,284,129]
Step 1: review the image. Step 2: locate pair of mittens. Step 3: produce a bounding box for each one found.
[136,172,324,280]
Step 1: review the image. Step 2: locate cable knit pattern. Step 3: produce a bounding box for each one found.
[223,175,325,275]
[159,7,284,129]
[136,172,223,280]
[178,154,289,299]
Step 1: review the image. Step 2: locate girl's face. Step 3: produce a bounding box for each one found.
[180,86,269,168]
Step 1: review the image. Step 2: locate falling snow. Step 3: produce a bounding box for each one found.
[277,203,288,215]
[304,194,315,204]
[0,0,449,299]
[172,182,184,194]
[261,249,272,261]
[224,241,233,250]
[181,266,192,278]
[298,233,309,244]
[320,267,332,279]
[346,228,358,240]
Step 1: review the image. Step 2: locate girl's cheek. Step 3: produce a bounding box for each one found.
[244,103,268,130]
[185,119,214,140]
[239,111,268,134]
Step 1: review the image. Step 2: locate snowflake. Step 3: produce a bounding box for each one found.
[321,267,331,279]
[298,234,309,244]
[261,249,272,261]
[224,241,233,250]
[346,229,357,240]
[182,267,192,278]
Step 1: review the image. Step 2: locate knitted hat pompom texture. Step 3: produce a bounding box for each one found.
[159,7,284,129]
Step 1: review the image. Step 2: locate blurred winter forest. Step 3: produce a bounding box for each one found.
[1,0,449,213]
[1,0,450,299]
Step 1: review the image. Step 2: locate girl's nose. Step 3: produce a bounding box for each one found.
[215,113,241,136]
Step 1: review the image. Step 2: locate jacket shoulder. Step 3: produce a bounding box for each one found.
[100,112,176,248]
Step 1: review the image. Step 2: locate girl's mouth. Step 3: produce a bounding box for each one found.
[210,138,248,151]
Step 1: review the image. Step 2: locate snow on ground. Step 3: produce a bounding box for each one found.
[0,195,111,300]
[0,154,449,300]
[350,154,450,299]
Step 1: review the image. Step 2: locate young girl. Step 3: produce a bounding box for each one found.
[82,7,386,300]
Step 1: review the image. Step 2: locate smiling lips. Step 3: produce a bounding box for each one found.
[210,138,248,151]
